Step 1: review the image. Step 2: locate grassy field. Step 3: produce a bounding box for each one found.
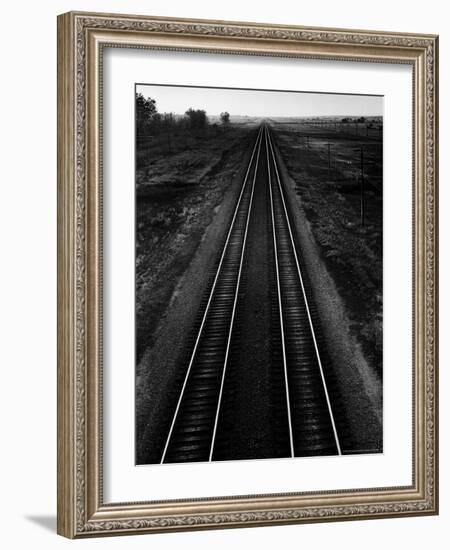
[136,121,258,362]
[270,117,383,377]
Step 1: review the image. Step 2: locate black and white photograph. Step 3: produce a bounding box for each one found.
[135,83,383,465]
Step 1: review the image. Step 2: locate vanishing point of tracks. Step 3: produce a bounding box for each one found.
[161,125,343,464]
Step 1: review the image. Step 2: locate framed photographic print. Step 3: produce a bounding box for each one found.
[57,11,439,538]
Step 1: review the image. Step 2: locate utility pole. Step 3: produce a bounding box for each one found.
[360,146,365,227]
[328,142,331,174]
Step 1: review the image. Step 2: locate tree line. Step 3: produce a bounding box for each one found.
[136,93,230,136]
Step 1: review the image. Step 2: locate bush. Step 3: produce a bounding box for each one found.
[185,108,208,129]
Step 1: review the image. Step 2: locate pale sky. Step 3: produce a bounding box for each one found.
[136,83,382,119]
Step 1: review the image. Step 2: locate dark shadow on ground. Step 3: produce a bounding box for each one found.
[25,515,56,533]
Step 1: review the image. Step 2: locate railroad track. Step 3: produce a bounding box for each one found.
[265,128,341,457]
[160,124,342,464]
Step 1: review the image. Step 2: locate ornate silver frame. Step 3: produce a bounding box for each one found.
[57,11,438,538]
